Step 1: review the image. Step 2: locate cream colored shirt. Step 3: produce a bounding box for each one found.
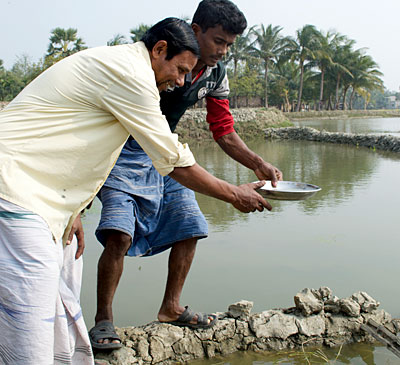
[0,42,195,242]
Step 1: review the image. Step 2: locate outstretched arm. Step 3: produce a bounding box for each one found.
[205,97,282,185]
[169,163,272,213]
[216,131,283,186]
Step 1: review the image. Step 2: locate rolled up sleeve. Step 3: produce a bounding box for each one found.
[100,70,195,176]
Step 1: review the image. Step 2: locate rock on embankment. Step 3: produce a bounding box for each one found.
[176,108,290,141]
[265,127,400,153]
[95,287,399,365]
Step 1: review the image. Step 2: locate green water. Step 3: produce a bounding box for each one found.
[81,117,400,364]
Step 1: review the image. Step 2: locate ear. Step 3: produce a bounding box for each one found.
[191,23,202,36]
[151,40,168,59]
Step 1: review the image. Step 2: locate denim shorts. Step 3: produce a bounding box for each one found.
[95,139,208,257]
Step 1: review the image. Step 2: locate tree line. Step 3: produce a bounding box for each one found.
[1,24,398,110]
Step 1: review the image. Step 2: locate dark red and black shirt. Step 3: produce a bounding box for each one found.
[160,60,234,141]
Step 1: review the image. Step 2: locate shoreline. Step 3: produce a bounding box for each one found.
[265,126,400,153]
[94,287,399,364]
[285,109,400,121]
[176,108,400,142]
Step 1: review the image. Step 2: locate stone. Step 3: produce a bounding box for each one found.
[123,327,146,341]
[96,347,137,365]
[219,339,239,356]
[296,314,326,336]
[134,338,151,362]
[149,336,172,363]
[228,300,254,320]
[325,315,363,337]
[213,319,236,342]
[249,310,298,340]
[236,319,252,337]
[319,287,333,300]
[193,327,214,341]
[172,334,204,359]
[294,288,324,316]
[147,323,184,347]
[392,318,400,333]
[340,298,361,317]
[324,296,341,314]
[362,309,392,325]
[351,291,380,313]
[203,341,219,358]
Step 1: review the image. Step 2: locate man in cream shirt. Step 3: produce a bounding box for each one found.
[0,18,269,364]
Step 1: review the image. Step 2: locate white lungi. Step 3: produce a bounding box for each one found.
[0,198,94,365]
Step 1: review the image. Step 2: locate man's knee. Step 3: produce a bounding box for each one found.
[173,237,198,252]
[103,230,132,257]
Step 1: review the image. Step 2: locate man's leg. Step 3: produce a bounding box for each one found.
[157,238,214,326]
[148,175,213,326]
[157,238,197,322]
[94,230,131,344]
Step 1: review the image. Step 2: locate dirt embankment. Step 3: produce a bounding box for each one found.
[286,109,400,120]
[176,107,291,142]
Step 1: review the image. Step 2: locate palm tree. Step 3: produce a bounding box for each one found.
[285,25,321,111]
[225,33,250,108]
[107,34,128,46]
[270,60,299,111]
[313,31,348,110]
[47,28,86,59]
[328,39,355,109]
[249,24,287,108]
[130,24,151,43]
[347,53,383,109]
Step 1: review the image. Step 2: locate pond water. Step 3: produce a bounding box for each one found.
[292,117,400,136]
[81,117,400,364]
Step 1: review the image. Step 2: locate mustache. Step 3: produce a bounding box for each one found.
[166,82,176,91]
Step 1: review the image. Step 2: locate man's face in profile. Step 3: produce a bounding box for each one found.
[151,41,198,92]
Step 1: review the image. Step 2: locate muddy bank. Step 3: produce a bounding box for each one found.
[286,109,400,120]
[175,107,291,141]
[265,126,400,153]
[94,287,399,365]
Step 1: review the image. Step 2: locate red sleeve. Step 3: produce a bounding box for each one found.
[206,96,235,141]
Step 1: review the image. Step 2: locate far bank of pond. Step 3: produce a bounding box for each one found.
[285,109,400,121]
[265,126,400,153]
[177,108,400,142]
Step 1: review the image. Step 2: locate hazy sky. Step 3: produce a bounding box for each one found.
[2,0,399,91]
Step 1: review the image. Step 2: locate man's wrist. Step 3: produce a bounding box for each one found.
[252,155,266,173]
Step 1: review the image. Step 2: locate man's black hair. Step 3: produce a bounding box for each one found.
[141,18,200,60]
[192,0,247,35]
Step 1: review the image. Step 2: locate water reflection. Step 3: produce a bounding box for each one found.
[191,343,398,364]
[193,138,380,227]
[293,117,400,136]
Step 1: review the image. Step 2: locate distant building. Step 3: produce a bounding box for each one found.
[385,95,400,109]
